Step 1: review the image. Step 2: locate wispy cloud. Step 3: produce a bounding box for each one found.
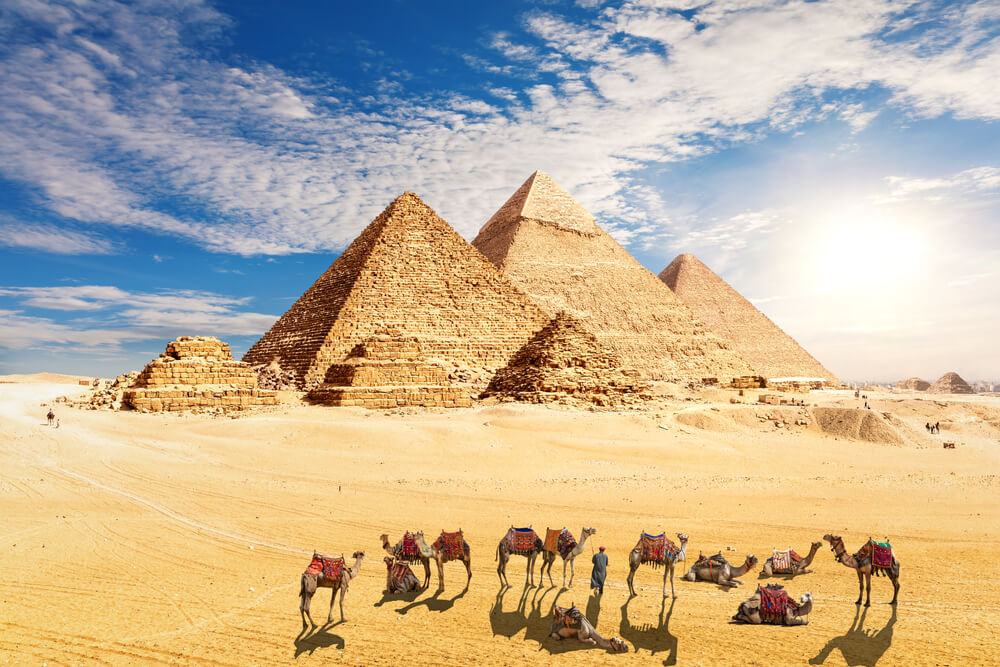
[880,166,1000,203]
[1,0,998,257]
[0,216,117,254]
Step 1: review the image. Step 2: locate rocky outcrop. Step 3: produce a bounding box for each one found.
[896,377,930,391]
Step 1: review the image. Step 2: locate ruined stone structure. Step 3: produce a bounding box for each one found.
[729,375,768,389]
[472,171,753,382]
[896,377,930,391]
[307,332,471,408]
[124,337,277,412]
[927,372,975,394]
[659,254,838,384]
[484,312,651,406]
[244,192,550,389]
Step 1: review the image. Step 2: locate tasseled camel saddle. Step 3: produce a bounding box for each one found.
[544,528,577,560]
[305,553,344,580]
[503,527,538,555]
[640,532,679,567]
[758,584,800,622]
[770,548,803,573]
[433,530,468,561]
[854,538,894,575]
[396,531,432,562]
[693,552,728,568]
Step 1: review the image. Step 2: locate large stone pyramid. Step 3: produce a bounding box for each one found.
[659,253,838,384]
[244,192,550,388]
[896,377,930,391]
[927,371,975,394]
[484,311,650,405]
[472,171,753,381]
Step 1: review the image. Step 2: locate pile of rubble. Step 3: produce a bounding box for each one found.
[253,361,298,391]
[74,371,140,410]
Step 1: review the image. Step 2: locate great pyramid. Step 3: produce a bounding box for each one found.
[471,171,753,381]
[896,377,930,391]
[244,192,550,388]
[659,253,838,384]
[484,311,651,405]
[927,372,975,394]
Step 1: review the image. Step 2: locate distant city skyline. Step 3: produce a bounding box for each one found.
[2,0,998,381]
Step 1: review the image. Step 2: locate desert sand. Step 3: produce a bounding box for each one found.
[2,376,999,665]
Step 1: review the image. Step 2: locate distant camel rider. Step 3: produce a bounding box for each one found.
[46,409,55,426]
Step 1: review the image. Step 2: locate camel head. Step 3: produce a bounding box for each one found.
[379,533,389,544]
[810,541,823,552]
[823,534,842,552]
[744,554,758,568]
[677,533,689,543]
[583,527,596,538]
[609,637,628,652]
[352,551,365,559]
[800,592,813,605]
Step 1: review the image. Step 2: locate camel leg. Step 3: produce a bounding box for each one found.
[662,563,669,596]
[668,562,676,599]
[338,585,347,622]
[526,554,534,587]
[889,573,900,605]
[497,552,506,587]
[300,592,314,628]
[327,586,337,624]
[422,558,431,590]
[855,570,864,605]
[464,557,472,589]
[864,572,872,607]
[627,566,636,597]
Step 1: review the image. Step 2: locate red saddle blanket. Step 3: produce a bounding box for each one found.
[640,533,678,562]
[305,555,344,580]
[433,530,466,561]
[759,584,799,621]
[397,532,424,560]
[871,540,893,568]
[544,528,577,559]
[504,527,537,553]
[390,562,415,581]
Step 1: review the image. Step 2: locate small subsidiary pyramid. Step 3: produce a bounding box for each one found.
[659,253,838,384]
[927,371,975,394]
[244,192,550,388]
[896,377,930,391]
[485,311,650,405]
[472,172,754,382]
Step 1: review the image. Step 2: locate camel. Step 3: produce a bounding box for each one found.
[823,534,900,606]
[299,551,365,627]
[626,532,688,598]
[540,526,596,587]
[761,541,822,576]
[383,556,421,595]
[732,584,812,625]
[496,526,544,587]
[380,531,432,589]
[682,552,757,587]
[431,529,472,592]
[550,604,628,652]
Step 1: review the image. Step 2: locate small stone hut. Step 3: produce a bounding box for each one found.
[124,337,277,412]
[306,332,471,409]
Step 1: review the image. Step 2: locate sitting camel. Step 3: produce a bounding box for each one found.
[733,584,812,625]
[682,552,757,587]
[550,604,628,652]
[540,526,596,588]
[431,529,472,592]
[823,534,900,606]
[383,556,421,595]
[497,526,544,588]
[761,541,822,576]
[380,531,432,589]
[626,532,688,598]
[299,551,365,627]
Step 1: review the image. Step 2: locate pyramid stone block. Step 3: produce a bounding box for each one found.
[473,171,753,382]
[244,192,550,388]
[660,253,838,384]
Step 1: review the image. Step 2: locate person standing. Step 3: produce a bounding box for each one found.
[591,546,608,595]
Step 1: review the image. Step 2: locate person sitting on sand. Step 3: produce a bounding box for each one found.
[46,410,55,426]
[591,546,608,595]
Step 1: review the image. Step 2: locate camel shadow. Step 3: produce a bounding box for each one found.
[372,588,421,607]
[293,621,345,658]
[395,587,467,615]
[809,605,898,666]
[619,597,678,665]
[489,583,536,638]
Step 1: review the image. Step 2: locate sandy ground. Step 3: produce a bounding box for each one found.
[2,376,999,665]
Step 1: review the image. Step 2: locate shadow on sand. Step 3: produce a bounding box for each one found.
[293,620,345,658]
[619,596,678,665]
[489,584,618,655]
[809,604,898,666]
[395,587,468,615]
[372,588,421,608]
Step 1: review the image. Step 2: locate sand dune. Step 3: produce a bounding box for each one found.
[1,381,998,664]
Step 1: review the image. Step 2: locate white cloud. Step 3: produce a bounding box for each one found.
[881,166,1000,202]
[0,218,117,254]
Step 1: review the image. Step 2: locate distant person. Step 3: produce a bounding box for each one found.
[925,422,931,432]
[591,546,608,596]
[46,410,55,426]
[935,421,941,434]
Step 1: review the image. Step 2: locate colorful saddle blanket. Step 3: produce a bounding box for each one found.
[694,552,728,568]
[770,548,802,572]
[397,532,431,560]
[504,527,537,554]
[871,540,893,568]
[758,584,799,622]
[544,528,577,559]
[433,530,466,561]
[305,554,344,580]
[640,533,678,563]
[390,562,416,581]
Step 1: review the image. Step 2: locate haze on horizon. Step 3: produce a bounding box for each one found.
[1,0,998,383]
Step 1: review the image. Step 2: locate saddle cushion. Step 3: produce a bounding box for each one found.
[543,528,560,553]
[640,533,678,563]
[557,529,577,560]
[304,555,343,580]
[397,532,431,560]
[433,530,466,561]
[504,527,537,554]
[872,540,893,569]
[390,562,415,581]
[771,548,799,571]
[758,584,799,621]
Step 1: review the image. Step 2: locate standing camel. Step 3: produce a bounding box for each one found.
[299,551,365,627]
[380,531,432,589]
[682,552,757,587]
[626,532,688,598]
[823,534,900,606]
[496,526,544,588]
[540,527,596,587]
[431,529,472,592]
[761,541,823,576]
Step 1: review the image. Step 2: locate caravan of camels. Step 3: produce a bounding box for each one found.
[298,527,901,652]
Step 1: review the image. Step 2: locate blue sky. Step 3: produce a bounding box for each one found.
[1,0,998,382]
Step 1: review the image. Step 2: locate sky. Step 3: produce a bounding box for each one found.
[0,0,998,383]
